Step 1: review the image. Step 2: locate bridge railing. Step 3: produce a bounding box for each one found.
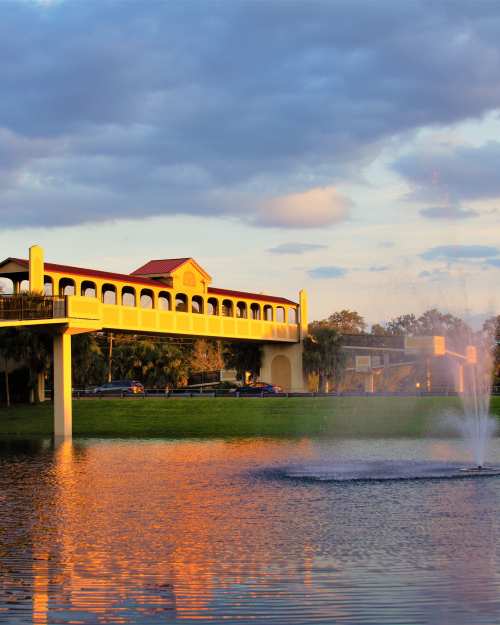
[0,294,66,321]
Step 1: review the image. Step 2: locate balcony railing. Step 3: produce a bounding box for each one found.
[0,294,66,321]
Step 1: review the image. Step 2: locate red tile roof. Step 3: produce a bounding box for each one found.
[0,258,297,305]
[208,287,297,306]
[5,258,162,289]
[131,258,190,275]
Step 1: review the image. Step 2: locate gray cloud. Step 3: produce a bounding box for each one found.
[307,266,348,279]
[3,1,500,228]
[420,206,479,220]
[418,269,451,281]
[421,245,499,261]
[267,242,328,255]
[394,142,500,203]
[368,265,390,272]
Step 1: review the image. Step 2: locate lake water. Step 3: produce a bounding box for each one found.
[1,435,500,624]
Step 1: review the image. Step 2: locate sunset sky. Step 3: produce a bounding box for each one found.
[1,0,499,326]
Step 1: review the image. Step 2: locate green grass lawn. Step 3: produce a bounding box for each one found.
[1,395,499,438]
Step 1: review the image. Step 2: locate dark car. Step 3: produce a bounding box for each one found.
[238,382,283,395]
[94,380,145,396]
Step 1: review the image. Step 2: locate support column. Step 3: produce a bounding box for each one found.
[456,363,464,394]
[364,373,375,394]
[261,343,307,392]
[53,331,72,438]
[37,372,46,402]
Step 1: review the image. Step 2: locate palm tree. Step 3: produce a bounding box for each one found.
[303,327,345,392]
[0,329,23,407]
[15,329,52,403]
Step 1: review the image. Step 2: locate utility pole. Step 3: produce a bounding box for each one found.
[108,333,113,383]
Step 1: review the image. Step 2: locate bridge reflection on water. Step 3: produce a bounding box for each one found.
[1,436,500,624]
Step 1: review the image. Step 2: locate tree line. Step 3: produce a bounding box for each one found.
[303,309,500,392]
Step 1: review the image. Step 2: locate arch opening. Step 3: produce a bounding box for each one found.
[236,302,247,318]
[222,299,233,317]
[59,278,75,296]
[122,286,136,307]
[207,297,219,315]
[43,276,53,296]
[250,303,261,320]
[140,289,154,309]
[176,293,188,312]
[158,291,171,311]
[192,295,204,314]
[102,284,117,305]
[81,280,97,298]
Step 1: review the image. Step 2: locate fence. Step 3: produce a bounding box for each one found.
[0,295,66,321]
[42,387,499,400]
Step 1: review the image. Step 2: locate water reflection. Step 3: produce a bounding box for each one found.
[0,437,499,624]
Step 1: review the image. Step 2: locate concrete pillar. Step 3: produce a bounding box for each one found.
[29,245,44,294]
[364,373,375,394]
[37,371,46,402]
[53,331,72,438]
[456,363,464,394]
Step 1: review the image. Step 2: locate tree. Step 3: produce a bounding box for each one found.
[0,329,22,407]
[72,333,107,388]
[310,309,366,334]
[190,339,224,373]
[0,327,51,405]
[223,342,262,382]
[417,309,471,344]
[15,329,52,403]
[483,315,500,386]
[385,314,420,336]
[303,326,345,392]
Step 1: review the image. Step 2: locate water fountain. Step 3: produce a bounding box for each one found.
[274,333,500,484]
[457,339,498,473]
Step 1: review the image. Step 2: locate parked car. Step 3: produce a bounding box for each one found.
[93,380,145,396]
[238,382,283,395]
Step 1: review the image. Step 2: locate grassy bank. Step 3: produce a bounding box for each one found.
[1,396,498,438]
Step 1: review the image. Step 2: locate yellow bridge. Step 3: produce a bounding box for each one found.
[0,246,308,437]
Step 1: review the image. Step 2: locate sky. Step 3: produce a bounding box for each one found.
[1,0,499,327]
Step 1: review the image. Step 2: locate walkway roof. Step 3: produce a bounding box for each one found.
[0,257,297,305]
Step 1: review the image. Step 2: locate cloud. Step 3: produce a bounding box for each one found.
[368,265,390,272]
[419,206,479,220]
[254,186,350,228]
[421,245,500,261]
[3,2,500,228]
[418,269,451,281]
[307,266,348,279]
[394,141,500,203]
[267,242,328,255]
